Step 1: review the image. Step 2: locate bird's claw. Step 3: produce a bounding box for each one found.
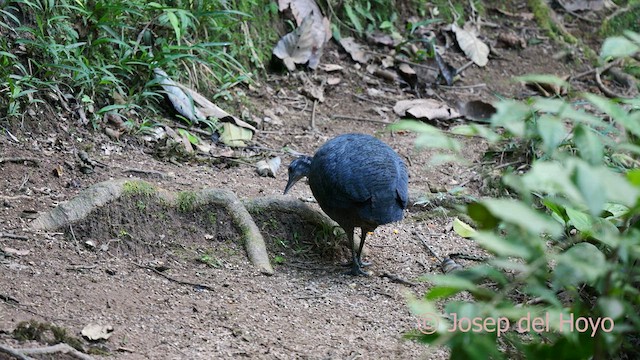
[344,265,370,276]
[341,259,371,267]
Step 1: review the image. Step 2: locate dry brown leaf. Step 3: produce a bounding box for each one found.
[277,0,330,69]
[339,37,370,64]
[256,157,282,177]
[497,32,526,49]
[82,324,114,341]
[273,13,317,70]
[319,64,343,72]
[393,99,461,121]
[524,75,570,97]
[327,77,341,85]
[451,23,489,67]
[456,100,496,122]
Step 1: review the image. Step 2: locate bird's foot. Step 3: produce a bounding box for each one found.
[341,259,371,267]
[343,264,370,276]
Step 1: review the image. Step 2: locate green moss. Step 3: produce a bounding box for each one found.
[177,191,198,213]
[122,181,156,197]
[207,211,218,224]
[13,321,85,351]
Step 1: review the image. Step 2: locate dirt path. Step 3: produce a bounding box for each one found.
[0,10,597,359]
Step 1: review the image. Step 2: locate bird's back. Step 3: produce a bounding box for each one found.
[308,134,408,229]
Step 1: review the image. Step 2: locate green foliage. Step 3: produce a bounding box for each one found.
[400,32,640,359]
[336,0,400,36]
[600,2,640,36]
[0,0,253,128]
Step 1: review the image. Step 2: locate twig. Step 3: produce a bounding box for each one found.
[557,0,600,23]
[0,232,29,240]
[439,83,487,90]
[413,231,443,262]
[595,63,636,99]
[456,60,475,75]
[0,157,40,166]
[0,343,96,360]
[295,294,328,300]
[310,99,317,129]
[351,93,392,107]
[379,272,417,286]
[134,263,217,291]
[331,115,390,124]
[365,51,438,71]
[122,168,169,179]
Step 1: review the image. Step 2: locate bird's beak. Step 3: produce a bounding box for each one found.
[283,173,301,194]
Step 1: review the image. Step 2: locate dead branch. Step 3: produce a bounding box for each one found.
[379,272,417,286]
[121,168,170,179]
[134,263,216,291]
[0,232,29,240]
[331,115,390,124]
[0,157,40,167]
[407,189,476,211]
[0,343,95,360]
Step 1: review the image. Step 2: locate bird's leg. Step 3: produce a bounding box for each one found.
[340,227,370,268]
[356,228,372,268]
[343,228,369,276]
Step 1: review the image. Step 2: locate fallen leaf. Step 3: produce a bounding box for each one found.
[256,157,281,177]
[497,32,526,49]
[273,13,319,70]
[453,218,476,238]
[82,324,114,341]
[451,23,489,67]
[319,64,343,72]
[393,99,461,120]
[154,68,203,122]
[339,37,370,64]
[434,51,457,85]
[457,100,497,122]
[220,123,252,147]
[2,247,30,256]
[327,77,341,85]
[276,0,330,69]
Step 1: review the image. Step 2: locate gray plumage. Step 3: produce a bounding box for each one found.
[284,133,409,275]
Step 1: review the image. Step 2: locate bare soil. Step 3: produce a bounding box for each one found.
[1,7,604,360]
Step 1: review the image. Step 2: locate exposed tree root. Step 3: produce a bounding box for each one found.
[29,179,455,276]
[0,343,95,360]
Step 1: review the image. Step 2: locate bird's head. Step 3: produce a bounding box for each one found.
[284,156,312,194]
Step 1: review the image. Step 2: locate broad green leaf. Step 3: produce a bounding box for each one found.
[467,202,499,230]
[553,242,607,287]
[451,124,501,143]
[453,218,476,238]
[572,162,605,215]
[490,100,530,136]
[533,98,606,127]
[481,199,563,237]
[515,74,571,90]
[582,93,639,137]
[344,4,363,33]
[600,36,640,59]
[565,207,593,234]
[536,115,566,154]
[628,169,640,187]
[177,129,199,145]
[573,124,604,165]
[473,231,531,258]
[166,11,181,43]
[422,274,480,300]
[543,199,569,224]
[391,120,461,152]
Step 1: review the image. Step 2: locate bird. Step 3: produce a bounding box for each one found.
[283,133,409,276]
